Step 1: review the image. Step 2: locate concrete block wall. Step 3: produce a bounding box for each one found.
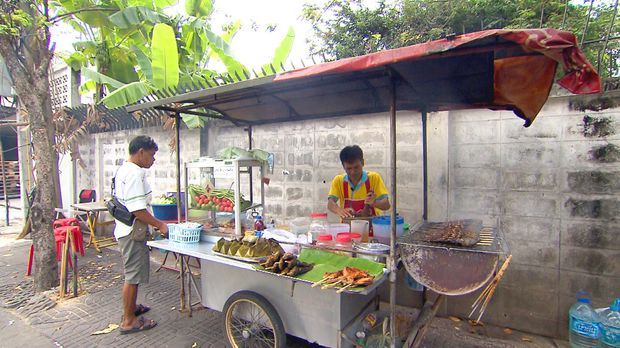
[444,93,620,338]
[205,111,424,225]
[75,127,201,201]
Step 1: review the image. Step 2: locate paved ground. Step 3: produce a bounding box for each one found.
[0,220,569,348]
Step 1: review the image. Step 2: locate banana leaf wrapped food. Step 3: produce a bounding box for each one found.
[228,240,241,255]
[221,240,232,254]
[212,238,226,253]
[236,244,250,257]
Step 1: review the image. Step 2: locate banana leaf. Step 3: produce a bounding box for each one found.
[151,23,179,89]
[255,249,385,292]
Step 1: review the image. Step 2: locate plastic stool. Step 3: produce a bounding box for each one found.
[54,226,84,257]
[53,218,79,228]
[26,226,83,276]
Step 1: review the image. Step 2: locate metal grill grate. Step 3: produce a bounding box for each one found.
[398,223,506,255]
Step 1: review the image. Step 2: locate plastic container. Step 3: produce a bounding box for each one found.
[350,220,370,242]
[316,234,334,247]
[372,215,405,245]
[308,213,328,244]
[569,292,600,348]
[289,217,310,237]
[337,232,362,243]
[329,223,350,238]
[335,233,353,255]
[152,203,178,221]
[354,242,389,264]
[600,298,620,348]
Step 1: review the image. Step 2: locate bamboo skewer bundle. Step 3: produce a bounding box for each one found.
[469,255,513,323]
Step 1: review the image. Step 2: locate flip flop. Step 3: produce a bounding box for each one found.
[134,304,151,316]
[119,316,157,335]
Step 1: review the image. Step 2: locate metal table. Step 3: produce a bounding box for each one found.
[148,236,386,348]
[71,202,116,252]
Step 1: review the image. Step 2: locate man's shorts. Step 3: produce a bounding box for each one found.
[118,235,150,284]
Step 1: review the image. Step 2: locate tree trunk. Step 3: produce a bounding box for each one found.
[18,82,60,291]
[0,1,60,291]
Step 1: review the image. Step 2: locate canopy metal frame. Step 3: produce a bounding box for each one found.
[122,29,600,347]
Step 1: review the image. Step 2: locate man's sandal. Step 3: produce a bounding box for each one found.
[134,304,151,316]
[119,316,157,335]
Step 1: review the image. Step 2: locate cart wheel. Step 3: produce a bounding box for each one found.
[224,291,286,348]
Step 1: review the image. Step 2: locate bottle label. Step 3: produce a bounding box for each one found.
[601,326,619,345]
[570,315,600,338]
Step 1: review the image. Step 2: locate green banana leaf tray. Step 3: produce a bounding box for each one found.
[254,248,386,293]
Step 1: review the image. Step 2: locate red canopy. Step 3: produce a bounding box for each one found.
[275,28,600,125]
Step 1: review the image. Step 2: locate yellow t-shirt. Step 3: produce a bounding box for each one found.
[328,171,389,215]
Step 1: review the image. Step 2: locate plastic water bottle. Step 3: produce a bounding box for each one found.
[569,292,600,348]
[600,298,620,348]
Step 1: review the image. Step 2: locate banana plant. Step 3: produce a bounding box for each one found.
[54,0,296,128]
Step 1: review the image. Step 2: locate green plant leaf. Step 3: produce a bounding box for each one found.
[101,81,151,108]
[181,114,206,128]
[109,6,166,29]
[154,0,176,8]
[64,51,87,71]
[262,26,295,74]
[185,0,213,17]
[81,67,124,90]
[108,47,139,83]
[131,45,152,80]
[151,23,179,89]
[204,28,233,55]
[79,80,96,95]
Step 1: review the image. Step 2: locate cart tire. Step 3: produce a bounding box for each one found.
[223,291,286,348]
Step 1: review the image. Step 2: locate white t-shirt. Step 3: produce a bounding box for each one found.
[113,161,152,239]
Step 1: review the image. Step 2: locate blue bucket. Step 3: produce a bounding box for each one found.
[152,203,178,221]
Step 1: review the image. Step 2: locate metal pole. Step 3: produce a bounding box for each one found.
[422,111,428,221]
[0,140,9,226]
[389,76,397,348]
[176,113,182,223]
[248,126,253,204]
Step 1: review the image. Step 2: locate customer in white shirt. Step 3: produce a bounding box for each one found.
[114,135,168,335]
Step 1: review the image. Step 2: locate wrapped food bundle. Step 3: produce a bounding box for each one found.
[212,236,284,258]
[259,251,314,277]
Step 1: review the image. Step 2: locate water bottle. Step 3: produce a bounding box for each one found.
[569,292,600,348]
[600,298,620,348]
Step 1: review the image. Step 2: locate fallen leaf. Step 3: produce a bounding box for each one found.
[191,343,197,348]
[91,323,119,335]
[448,316,461,322]
[503,328,513,335]
[521,336,532,342]
[112,275,121,279]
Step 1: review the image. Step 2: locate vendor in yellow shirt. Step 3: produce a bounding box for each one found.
[328,145,391,219]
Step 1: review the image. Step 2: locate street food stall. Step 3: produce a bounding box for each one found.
[126,28,600,347]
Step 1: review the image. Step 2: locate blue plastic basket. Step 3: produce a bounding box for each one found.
[168,223,201,244]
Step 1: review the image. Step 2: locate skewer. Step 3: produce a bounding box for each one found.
[322,280,342,290]
[469,255,513,320]
[312,277,330,288]
[336,283,355,293]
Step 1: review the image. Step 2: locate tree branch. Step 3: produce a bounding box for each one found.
[49,7,117,24]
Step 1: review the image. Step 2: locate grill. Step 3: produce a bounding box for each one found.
[398,221,508,296]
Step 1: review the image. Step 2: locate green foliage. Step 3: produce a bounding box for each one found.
[109,6,166,29]
[101,80,150,108]
[151,23,179,89]
[185,0,213,18]
[304,0,620,77]
[262,26,295,74]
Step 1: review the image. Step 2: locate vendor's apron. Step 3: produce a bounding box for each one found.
[343,180,375,236]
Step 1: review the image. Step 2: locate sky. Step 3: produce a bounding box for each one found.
[51,0,329,70]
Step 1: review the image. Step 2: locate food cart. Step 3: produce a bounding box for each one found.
[128,28,600,347]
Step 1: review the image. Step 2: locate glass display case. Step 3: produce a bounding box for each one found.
[184,158,266,236]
